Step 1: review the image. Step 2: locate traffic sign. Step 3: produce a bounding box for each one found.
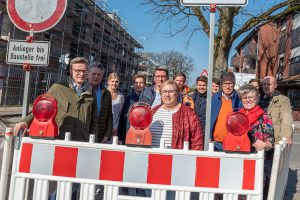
[6,40,50,66]
[200,69,208,77]
[181,0,248,6]
[7,0,67,33]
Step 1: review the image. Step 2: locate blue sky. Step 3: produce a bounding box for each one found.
[106,0,261,85]
[107,0,210,84]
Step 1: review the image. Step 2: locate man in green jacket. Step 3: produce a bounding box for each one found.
[88,62,113,143]
[259,76,293,144]
[14,57,98,142]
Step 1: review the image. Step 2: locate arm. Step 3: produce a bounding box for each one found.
[14,84,59,136]
[280,97,293,144]
[90,93,99,139]
[117,97,130,143]
[189,110,204,150]
[102,91,113,142]
[252,114,274,151]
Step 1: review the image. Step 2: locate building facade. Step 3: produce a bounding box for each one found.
[231,12,300,120]
[0,0,143,105]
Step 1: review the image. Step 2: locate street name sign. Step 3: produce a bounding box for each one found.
[181,0,248,6]
[6,40,50,66]
[7,0,67,32]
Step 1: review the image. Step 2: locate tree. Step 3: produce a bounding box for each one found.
[141,0,300,78]
[147,50,194,79]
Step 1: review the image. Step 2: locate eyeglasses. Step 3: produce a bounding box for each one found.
[161,90,177,95]
[73,69,87,74]
[241,96,256,101]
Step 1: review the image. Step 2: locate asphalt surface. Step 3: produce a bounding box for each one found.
[0,107,300,199]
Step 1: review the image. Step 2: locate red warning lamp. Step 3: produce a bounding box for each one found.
[223,111,251,153]
[125,102,152,146]
[29,94,58,138]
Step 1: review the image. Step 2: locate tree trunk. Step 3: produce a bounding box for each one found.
[213,8,235,78]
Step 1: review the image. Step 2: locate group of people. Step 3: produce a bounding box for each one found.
[13,57,293,199]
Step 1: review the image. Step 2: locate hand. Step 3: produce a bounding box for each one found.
[252,140,267,151]
[100,137,109,143]
[285,137,292,145]
[13,122,28,137]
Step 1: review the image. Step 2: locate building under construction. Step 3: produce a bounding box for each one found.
[0,0,143,105]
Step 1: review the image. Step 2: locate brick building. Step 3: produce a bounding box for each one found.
[231,12,300,120]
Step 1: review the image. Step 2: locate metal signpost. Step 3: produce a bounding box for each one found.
[181,0,248,150]
[6,0,67,117]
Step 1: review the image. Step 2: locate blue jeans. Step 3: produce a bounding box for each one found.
[214,142,223,151]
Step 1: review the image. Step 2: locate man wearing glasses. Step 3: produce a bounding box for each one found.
[14,57,98,142]
[139,66,168,107]
[259,76,293,144]
[210,72,242,151]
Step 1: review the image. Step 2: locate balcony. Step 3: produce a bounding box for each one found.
[231,56,256,69]
[243,43,258,58]
[291,27,300,48]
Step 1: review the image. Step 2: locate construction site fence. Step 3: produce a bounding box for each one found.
[0,129,291,200]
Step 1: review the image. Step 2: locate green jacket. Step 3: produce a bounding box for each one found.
[22,82,98,142]
[98,88,113,142]
[267,94,293,143]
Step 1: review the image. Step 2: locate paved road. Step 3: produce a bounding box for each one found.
[0,107,300,199]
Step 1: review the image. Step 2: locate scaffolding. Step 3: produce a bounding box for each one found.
[0,0,143,105]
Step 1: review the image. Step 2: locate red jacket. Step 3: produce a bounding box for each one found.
[152,104,203,150]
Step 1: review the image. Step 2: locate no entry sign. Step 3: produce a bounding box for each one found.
[7,0,67,33]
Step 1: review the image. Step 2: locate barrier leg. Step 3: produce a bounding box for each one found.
[32,179,49,200]
[151,189,167,200]
[104,185,118,200]
[199,192,214,200]
[175,191,190,200]
[80,183,95,200]
[10,177,27,200]
[223,193,238,200]
[267,144,281,200]
[56,181,72,200]
[0,128,14,200]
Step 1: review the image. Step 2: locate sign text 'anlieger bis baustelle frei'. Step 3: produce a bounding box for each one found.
[6,40,50,66]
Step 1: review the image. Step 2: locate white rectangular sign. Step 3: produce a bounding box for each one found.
[181,0,248,6]
[6,40,50,66]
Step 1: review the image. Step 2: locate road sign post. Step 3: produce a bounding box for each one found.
[6,0,67,117]
[180,0,248,150]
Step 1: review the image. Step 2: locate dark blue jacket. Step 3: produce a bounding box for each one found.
[191,90,207,131]
[139,86,156,106]
[117,91,140,143]
[210,90,242,139]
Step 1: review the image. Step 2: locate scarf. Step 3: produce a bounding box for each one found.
[239,105,264,126]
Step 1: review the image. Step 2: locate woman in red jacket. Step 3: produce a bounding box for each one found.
[150,80,204,150]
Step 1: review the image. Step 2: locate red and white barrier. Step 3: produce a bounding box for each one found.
[0,128,14,200]
[7,134,265,200]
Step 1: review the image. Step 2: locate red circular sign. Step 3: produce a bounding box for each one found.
[7,0,67,33]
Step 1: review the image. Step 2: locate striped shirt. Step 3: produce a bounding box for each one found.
[150,107,179,148]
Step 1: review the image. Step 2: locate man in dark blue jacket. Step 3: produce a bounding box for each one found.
[191,76,207,132]
[118,74,146,143]
[139,67,168,107]
[210,72,242,151]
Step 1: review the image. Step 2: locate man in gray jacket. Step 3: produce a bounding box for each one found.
[259,76,293,144]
